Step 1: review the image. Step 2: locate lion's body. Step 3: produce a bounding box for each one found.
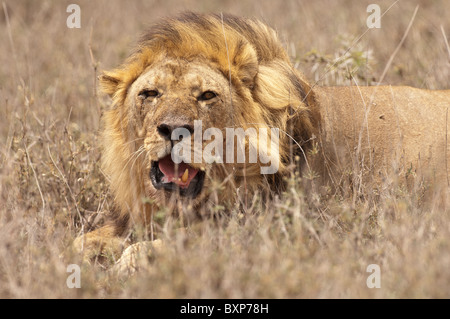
[313,86,450,196]
[74,13,450,262]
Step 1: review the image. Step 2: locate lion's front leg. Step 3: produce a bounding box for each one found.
[73,224,128,266]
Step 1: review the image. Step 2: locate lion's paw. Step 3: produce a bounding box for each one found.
[109,239,164,278]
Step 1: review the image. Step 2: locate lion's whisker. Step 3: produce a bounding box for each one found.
[115,145,146,183]
[120,137,145,147]
[129,147,147,176]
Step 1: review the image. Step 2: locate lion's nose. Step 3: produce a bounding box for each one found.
[157,123,194,141]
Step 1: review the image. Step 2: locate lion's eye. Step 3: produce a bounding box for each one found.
[199,91,217,101]
[139,89,159,100]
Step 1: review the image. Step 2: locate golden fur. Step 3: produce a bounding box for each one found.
[74,12,450,262]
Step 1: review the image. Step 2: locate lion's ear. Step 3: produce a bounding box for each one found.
[240,63,258,90]
[99,71,121,97]
[234,43,259,90]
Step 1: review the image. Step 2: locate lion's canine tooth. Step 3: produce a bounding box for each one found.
[181,168,189,183]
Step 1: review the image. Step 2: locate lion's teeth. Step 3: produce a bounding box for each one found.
[181,168,189,183]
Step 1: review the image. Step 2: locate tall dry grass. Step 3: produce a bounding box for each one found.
[0,0,449,298]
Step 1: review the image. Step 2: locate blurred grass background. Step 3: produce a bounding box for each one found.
[0,0,449,298]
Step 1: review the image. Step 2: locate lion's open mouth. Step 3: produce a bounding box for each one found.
[150,155,205,198]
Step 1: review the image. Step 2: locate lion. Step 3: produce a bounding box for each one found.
[74,12,450,266]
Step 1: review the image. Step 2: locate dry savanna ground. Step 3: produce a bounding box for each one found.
[0,0,449,298]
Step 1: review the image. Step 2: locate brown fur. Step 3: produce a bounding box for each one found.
[74,12,450,262]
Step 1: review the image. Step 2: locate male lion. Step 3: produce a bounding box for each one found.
[74,12,449,264]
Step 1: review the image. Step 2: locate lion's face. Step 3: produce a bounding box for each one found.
[126,57,235,205]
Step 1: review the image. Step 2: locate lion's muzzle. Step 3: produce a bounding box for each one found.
[150,155,205,198]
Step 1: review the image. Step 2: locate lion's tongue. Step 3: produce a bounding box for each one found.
[158,155,199,188]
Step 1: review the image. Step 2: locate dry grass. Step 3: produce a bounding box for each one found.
[0,0,449,298]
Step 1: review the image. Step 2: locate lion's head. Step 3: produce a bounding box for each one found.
[99,13,319,222]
